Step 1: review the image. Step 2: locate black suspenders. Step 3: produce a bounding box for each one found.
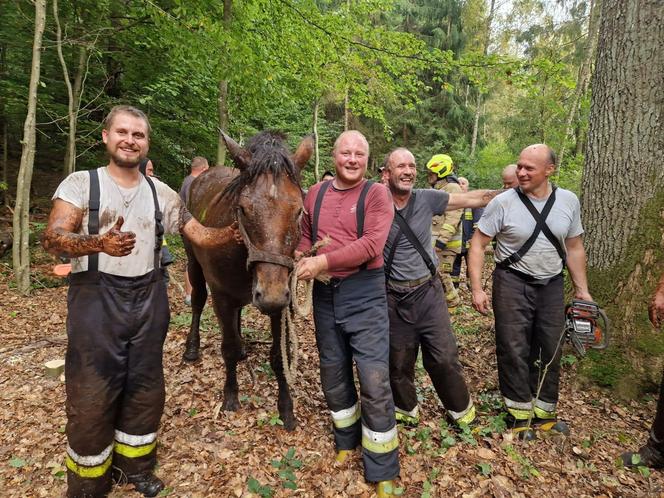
[311,180,374,270]
[87,169,163,272]
[496,186,566,270]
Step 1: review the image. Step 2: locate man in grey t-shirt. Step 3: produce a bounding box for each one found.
[468,144,592,439]
[381,148,500,427]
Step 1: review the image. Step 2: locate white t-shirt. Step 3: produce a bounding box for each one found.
[53,167,182,277]
[477,186,583,279]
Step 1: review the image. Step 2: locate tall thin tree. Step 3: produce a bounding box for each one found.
[13,0,46,294]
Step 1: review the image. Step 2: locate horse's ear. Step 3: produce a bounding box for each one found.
[292,135,315,171]
[221,131,252,170]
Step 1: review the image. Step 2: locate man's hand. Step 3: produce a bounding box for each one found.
[296,255,327,281]
[650,283,664,329]
[575,290,593,302]
[100,217,136,256]
[227,221,243,245]
[472,289,490,315]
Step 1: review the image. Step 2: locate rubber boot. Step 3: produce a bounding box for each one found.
[505,414,536,441]
[376,480,396,498]
[533,418,570,436]
[335,449,353,464]
[621,436,664,469]
[126,472,164,497]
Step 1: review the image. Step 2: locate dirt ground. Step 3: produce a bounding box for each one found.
[1,244,664,497]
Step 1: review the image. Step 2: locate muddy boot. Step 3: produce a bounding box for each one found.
[395,406,419,427]
[621,435,664,469]
[335,449,354,464]
[533,417,570,436]
[505,414,536,441]
[376,480,396,498]
[126,472,164,497]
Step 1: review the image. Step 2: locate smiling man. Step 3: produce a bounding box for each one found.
[381,148,500,430]
[42,105,241,498]
[296,131,398,497]
[468,144,592,440]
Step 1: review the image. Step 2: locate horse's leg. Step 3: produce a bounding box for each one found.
[183,247,208,362]
[211,297,242,411]
[270,313,297,431]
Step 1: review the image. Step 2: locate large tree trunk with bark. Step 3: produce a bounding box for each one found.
[581,0,664,395]
[13,0,46,295]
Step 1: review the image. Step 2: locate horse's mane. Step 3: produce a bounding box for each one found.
[223,131,299,201]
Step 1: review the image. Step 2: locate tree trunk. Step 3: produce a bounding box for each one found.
[313,99,320,181]
[13,0,46,295]
[53,0,78,177]
[470,92,481,157]
[469,0,495,158]
[344,88,350,131]
[216,0,232,166]
[217,79,229,166]
[63,46,87,175]
[558,0,600,168]
[1,43,7,207]
[581,0,664,394]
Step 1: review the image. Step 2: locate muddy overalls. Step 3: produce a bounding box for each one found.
[310,181,400,483]
[65,170,170,498]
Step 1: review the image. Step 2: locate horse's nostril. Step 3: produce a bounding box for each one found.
[254,289,263,302]
[284,289,290,302]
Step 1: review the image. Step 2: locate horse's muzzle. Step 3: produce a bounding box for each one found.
[252,264,291,314]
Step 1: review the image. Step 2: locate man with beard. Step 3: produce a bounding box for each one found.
[380,148,499,428]
[42,105,241,498]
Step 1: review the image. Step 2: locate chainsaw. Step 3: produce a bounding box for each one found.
[564,299,610,356]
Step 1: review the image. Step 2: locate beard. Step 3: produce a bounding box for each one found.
[390,178,414,196]
[110,150,142,169]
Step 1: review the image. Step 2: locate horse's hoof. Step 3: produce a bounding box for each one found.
[222,398,240,412]
[282,416,297,432]
[182,348,199,362]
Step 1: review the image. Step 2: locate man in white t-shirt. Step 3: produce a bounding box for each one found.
[42,105,240,498]
[468,144,592,440]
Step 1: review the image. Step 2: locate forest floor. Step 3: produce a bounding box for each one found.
[1,230,663,498]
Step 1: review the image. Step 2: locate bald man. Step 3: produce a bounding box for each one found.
[296,131,399,497]
[501,164,518,189]
[468,144,592,440]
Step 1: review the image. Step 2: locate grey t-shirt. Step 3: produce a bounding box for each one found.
[384,188,449,281]
[53,167,182,277]
[179,174,195,206]
[477,186,583,278]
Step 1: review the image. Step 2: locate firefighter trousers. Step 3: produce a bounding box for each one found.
[434,247,460,308]
[492,267,564,419]
[312,268,400,482]
[388,277,472,422]
[65,269,170,498]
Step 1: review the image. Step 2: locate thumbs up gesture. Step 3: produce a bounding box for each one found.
[100,217,136,256]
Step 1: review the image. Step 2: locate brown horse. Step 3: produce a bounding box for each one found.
[182,131,313,431]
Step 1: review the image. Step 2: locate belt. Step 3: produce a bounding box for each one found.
[387,274,432,288]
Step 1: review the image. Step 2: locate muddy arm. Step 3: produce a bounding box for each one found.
[42,199,136,258]
[181,217,243,249]
[446,189,503,211]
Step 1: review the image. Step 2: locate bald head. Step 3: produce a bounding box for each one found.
[521,144,556,167]
[501,164,518,189]
[333,130,369,156]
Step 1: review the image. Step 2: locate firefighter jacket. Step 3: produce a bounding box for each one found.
[431,178,463,251]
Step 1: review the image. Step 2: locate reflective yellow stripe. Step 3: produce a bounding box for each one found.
[465,211,473,220]
[66,454,112,478]
[507,407,532,420]
[442,223,457,232]
[362,434,399,454]
[331,403,361,429]
[362,426,399,454]
[455,405,476,425]
[446,239,462,248]
[114,440,157,458]
[533,406,556,419]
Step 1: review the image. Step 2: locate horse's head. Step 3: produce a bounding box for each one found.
[222,131,313,315]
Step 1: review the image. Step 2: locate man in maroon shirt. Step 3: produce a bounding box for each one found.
[296,131,398,497]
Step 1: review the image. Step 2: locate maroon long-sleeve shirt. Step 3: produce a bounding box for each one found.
[297,180,394,278]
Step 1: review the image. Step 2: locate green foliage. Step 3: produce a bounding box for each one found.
[560,354,577,367]
[504,444,540,479]
[476,462,492,476]
[247,477,273,497]
[9,456,27,468]
[271,447,302,490]
[458,140,516,189]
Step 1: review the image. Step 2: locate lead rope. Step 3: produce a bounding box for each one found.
[280,236,331,387]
